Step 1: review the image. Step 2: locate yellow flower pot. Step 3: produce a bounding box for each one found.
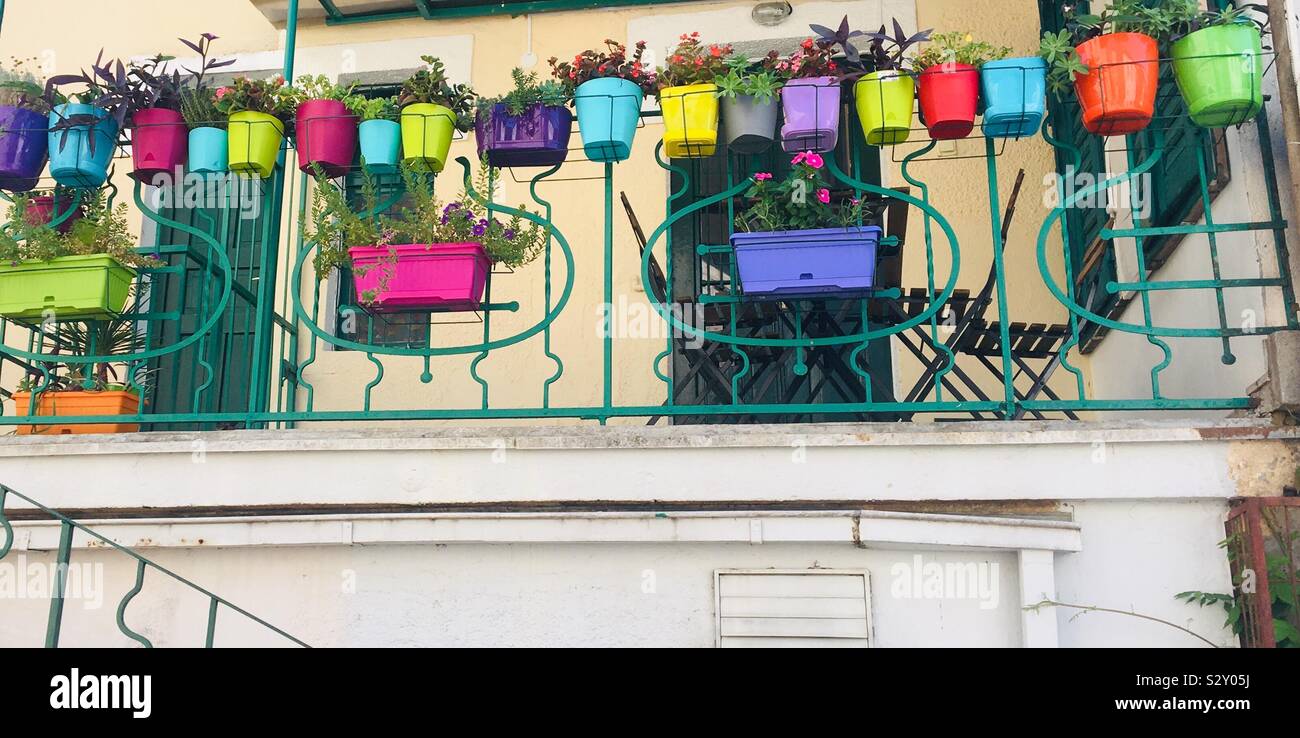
[227,111,285,178]
[401,103,455,173]
[659,83,719,158]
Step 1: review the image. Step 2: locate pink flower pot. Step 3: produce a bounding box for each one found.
[347,242,491,313]
[130,107,187,184]
[296,99,357,178]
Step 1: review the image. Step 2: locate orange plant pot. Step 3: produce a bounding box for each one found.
[1073,32,1159,136]
[11,390,140,435]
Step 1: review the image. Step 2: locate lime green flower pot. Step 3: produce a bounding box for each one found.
[0,254,135,320]
[1172,24,1264,128]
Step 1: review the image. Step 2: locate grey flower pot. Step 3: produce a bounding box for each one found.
[723,95,779,154]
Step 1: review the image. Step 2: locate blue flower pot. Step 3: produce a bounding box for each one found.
[359,119,401,173]
[980,57,1047,139]
[48,104,118,188]
[732,226,882,299]
[574,77,643,163]
[188,126,228,174]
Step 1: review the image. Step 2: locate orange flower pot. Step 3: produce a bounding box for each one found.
[10,390,140,435]
[1073,32,1159,136]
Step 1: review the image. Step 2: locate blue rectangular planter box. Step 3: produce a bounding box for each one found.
[732,226,883,299]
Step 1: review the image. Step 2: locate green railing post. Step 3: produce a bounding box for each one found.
[602,162,614,423]
[44,521,73,648]
[283,0,300,81]
[984,137,1016,418]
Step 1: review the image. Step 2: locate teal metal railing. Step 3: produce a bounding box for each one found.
[0,53,1297,429]
[0,484,309,647]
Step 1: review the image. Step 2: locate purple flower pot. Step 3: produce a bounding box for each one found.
[780,77,841,153]
[732,226,882,298]
[476,103,572,168]
[0,105,49,191]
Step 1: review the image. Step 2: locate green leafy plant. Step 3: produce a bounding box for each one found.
[913,31,1012,70]
[398,56,477,131]
[1177,530,1300,648]
[713,52,784,103]
[303,159,549,303]
[294,74,355,102]
[0,57,52,114]
[735,151,872,233]
[0,189,161,269]
[1155,0,1270,43]
[348,95,401,122]
[213,74,300,120]
[14,289,154,397]
[477,68,570,119]
[176,33,234,130]
[811,16,932,79]
[548,39,658,97]
[656,32,734,90]
[1039,0,1168,97]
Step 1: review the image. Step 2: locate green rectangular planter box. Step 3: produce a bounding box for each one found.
[0,254,135,320]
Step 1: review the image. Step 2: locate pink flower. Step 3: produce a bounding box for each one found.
[817,189,831,204]
[754,172,773,181]
[215,87,230,100]
[791,152,807,165]
[805,153,824,169]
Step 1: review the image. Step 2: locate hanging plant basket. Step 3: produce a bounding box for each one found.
[781,76,841,153]
[188,127,229,174]
[917,63,979,140]
[1172,24,1264,128]
[400,103,456,173]
[573,77,644,163]
[0,105,49,191]
[11,390,140,436]
[722,94,779,154]
[48,104,119,188]
[24,192,83,233]
[854,72,914,146]
[980,56,1048,139]
[228,111,285,178]
[296,99,358,178]
[359,119,401,173]
[477,103,573,168]
[732,226,883,299]
[0,253,135,320]
[130,107,187,184]
[1073,32,1159,136]
[660,83,719,158]
[348,243,492,313]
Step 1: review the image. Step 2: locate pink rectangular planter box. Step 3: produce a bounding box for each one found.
[347,243,491,313]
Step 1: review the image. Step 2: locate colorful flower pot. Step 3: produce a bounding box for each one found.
[917,63,978,140]
[478,103,573,168]
[0,105,49,191]
[400,103,455,173]
[227,110,285,178]
[0,253,135,320]
[980,56,1048,138]
[574,77,644,163]
[1073,32,1159,136]
[659,83,719,158]
[11,390,140,435]
[359,119,401,173]
[24,193,82,233]
[130,107,187,184]
[188,126,229,174]
[1172,24,1264,128]
[48,104,118,188]
[854,72,915,146]
[348,242,491,313]
[296,98,357,178]
[732,226,882,299]
[723,94,779,154]
[781,76,841,153]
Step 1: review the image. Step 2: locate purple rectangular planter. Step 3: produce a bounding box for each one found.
[780,77,841,153]
[0,105,49,191]
[732,226,882,298]
[476,104,572,168]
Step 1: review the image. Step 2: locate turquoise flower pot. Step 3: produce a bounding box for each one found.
[980,57,1047,139]
[359,119,400,173]
[188,126,229,174]
[48,104,118,188]
[574,77,643,163]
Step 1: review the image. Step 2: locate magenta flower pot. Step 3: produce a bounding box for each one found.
[25,193,82,234]
[477,103,573,168]
[780,76,841,153]
[296,99,357,178]
[347,242,491,313]
[0,105,49,191]
[130,107,187,184]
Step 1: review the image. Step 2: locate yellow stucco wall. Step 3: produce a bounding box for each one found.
[0,0,1080,425]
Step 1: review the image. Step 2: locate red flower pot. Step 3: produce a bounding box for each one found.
[917,63,979,140]
[1074,32,1159,136]
[296,99,357,178]
[131,107,187,184]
